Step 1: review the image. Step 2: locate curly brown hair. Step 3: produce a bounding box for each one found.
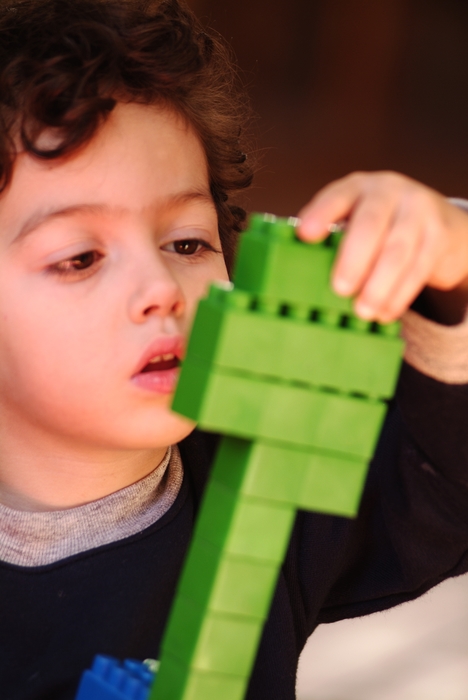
[0,0,254,269]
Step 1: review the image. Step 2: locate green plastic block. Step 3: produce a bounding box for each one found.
[233,216,353,311]
[173,360,387,459]
[210,437,306,504]
[162,596,264,676]
[151,652,248,700]
[178,537,280,620]
[186,291,402,399]
[153,212,406,700]
[211,437,368,517]
[194,479,296,563]
[298,450,368,515]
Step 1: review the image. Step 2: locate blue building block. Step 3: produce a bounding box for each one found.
[75,656,156,700]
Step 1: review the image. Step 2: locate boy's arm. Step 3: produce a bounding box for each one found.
[294,376,468,630]
[287,172,468,626]
[287,359,468,635]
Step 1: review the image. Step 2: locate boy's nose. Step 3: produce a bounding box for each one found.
[128,256,185,323]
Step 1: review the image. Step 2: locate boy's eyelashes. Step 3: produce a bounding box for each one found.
[45,236,221,280]
[47,250,104,279]
[161,237,222,258]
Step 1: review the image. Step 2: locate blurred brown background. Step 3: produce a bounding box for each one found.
[187,0,468,217]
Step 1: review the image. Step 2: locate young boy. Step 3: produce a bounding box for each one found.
[1,0,468,698]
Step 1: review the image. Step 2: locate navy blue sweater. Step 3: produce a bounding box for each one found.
[1,363,468,700]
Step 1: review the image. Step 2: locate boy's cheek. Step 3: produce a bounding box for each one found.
[179,275,219,329]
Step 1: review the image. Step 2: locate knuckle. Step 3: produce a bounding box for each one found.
[375,170,403,190]
[356,207,382,229]
[378,170,398,183]
[423,220,442,248]
[408,186,428,208]
[385,236,407,258]
[352,199,388,231]
[346,171,367,186]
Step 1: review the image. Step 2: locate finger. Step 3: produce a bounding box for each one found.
[331,190,398,296]
[375,262,434,323]
[297,172,368,241]
[352,212,424,319]
[366,237,436,322]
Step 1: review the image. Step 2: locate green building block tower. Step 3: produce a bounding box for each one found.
[150,214,404,700]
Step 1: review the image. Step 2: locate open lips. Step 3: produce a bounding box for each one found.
[132,337,184,394]
[140,354,180,373]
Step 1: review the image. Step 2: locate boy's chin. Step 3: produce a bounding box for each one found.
[67,403,197,451]
[135,410,196,449]
[164,412,197,444]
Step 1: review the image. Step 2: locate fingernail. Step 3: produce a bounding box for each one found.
[354,301,374,319]
[333,277,353,296]
[299,218,322,239]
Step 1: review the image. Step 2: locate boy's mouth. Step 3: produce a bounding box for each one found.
[140,354,180,373]
[132,336,184,395]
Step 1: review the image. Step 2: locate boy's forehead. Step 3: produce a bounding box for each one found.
[12,191,215,244]
[0,103,213,241]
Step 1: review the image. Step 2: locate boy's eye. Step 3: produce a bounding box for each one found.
[50,250,103,276]
[162,233,222,259]
[171,239,206,256]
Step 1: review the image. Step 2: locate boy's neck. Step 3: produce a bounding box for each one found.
[0,425,168,512]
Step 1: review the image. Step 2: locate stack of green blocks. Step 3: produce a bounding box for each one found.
[150,214,404,700]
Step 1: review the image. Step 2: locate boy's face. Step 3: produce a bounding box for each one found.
[0,103,228,451]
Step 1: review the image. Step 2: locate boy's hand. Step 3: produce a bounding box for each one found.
[297,171,468,323]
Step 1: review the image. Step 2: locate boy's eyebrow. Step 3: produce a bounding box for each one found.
[13,189,214,243]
